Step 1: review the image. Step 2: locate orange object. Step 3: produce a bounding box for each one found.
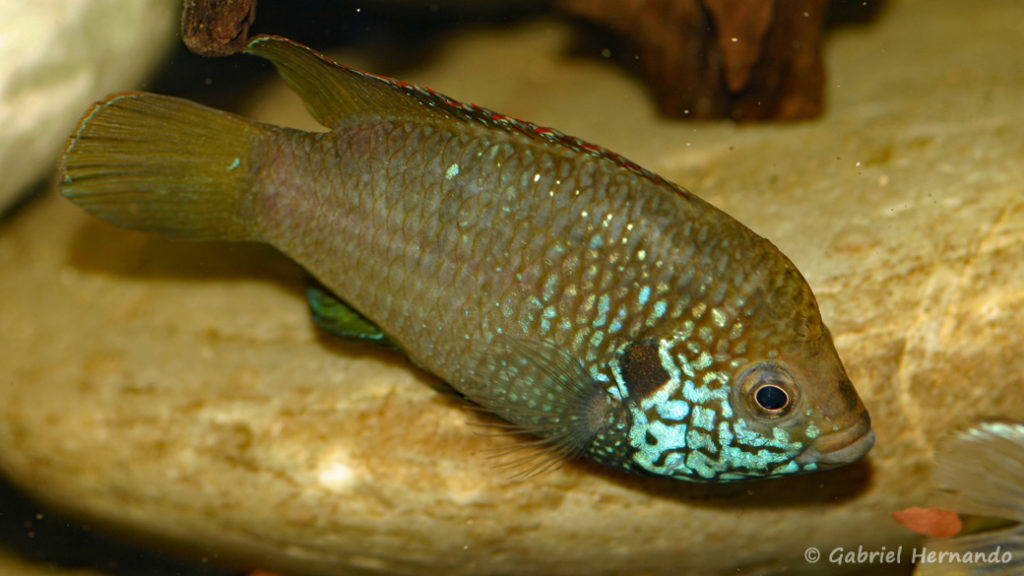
[891,507,962,538]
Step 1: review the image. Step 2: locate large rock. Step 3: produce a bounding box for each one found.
[0,0,177,212]
[2,0,1023,574]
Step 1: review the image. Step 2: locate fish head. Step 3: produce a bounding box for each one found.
[723,329,875,480]
[610,257,872,482]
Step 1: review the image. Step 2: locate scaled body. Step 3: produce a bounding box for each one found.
[60,35,873,482]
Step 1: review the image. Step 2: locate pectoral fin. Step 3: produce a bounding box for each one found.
[462,335,610,465]
[306,284,392,347]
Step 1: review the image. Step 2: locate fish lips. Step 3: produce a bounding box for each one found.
[795,419,875,467]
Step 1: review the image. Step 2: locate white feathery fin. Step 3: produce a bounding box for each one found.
[59,92,270,241]
[914,420,1024,576]
[462,335,610,463]
[933,421,1024,521]
[244,35,451,129]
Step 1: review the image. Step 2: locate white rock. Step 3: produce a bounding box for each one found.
[0,0,177,211]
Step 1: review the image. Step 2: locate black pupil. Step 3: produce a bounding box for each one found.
[755,385,789,411]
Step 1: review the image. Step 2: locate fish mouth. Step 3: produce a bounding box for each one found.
[796,420,875,467]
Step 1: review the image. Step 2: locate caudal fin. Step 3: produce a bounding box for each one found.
[59,92,270,241]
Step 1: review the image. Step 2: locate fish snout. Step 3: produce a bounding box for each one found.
[796,417,874,467]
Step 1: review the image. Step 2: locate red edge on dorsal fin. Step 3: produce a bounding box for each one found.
[246,34,680,191]
[387,79,676,188]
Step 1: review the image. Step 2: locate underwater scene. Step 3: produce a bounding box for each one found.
[0,0,1022,575]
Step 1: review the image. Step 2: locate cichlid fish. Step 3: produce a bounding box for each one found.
[59,35,873,482]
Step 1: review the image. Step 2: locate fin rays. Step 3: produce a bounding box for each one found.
[460,335,610,474]
[915,421,1024,576]
[244,35,444,128]
[60,93,269,241]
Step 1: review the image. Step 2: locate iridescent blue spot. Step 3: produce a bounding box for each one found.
[687,428,717,453]
[656,399,690,421]
[653,300,667,318]
[711,308,727,328]
[691,405,716,430]
[682,378,727,405]
[648,420,686,451]
[686,451,716,479]
[595,294,610,327]
[662,452,689,475]
[732,419,767,447]
[718,421,734,447]
[542,275,559,300]
[638,285,651,306]
[628,415,649,447]
[582,293,596,312]
[775,461,799,475]
[678,358,695,378]
[679,320,694,340]
[772,427,791,444]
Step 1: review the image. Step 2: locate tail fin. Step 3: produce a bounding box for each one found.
[59,92,271,241]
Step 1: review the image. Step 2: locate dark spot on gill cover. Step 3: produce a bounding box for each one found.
[619,339,669,400]
[836,374,864,413]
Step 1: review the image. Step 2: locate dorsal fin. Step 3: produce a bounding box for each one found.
[244,35,449,127]
[243,35,674,187]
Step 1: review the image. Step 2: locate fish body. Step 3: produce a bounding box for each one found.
[60,35,873,482]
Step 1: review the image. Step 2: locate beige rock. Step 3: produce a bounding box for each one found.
[2,0,1023,575]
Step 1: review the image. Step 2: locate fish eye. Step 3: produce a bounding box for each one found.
[754,384,789,411]
[737,362,797,418]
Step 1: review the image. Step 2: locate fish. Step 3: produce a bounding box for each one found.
[913,421,1024,576]
[58,34,873,482]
